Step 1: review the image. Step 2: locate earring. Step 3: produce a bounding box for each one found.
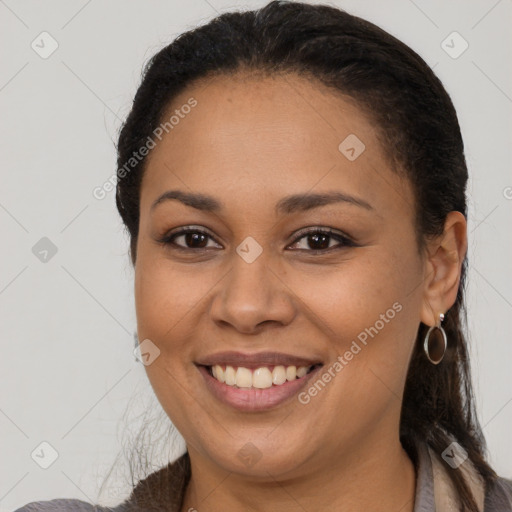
[423,313,447,365]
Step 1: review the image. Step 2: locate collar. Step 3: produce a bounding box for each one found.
[413,439,485,512]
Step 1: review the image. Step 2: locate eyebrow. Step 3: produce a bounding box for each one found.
[150,189,374,214]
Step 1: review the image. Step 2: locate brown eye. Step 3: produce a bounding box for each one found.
[178,231,209,248]
[288,228,356,252]
[157,227,222,250]
[304,232,330,250]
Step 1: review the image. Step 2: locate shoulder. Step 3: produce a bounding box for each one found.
[13,499,124,512]
[485,476,512,511]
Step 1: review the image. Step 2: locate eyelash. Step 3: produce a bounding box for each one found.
[156,225,357,254]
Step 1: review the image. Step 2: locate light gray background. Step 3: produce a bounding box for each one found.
[1,0,511,509]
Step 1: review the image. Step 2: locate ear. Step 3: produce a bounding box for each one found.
[420,211,468,327]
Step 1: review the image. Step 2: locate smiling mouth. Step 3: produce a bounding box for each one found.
[202,363,323,389]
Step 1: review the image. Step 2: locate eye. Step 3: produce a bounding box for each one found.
[287,227,356,252]
[157,226,222,250]
[157,226,356,253]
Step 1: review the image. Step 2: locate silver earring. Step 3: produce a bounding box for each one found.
[423,313,447,365]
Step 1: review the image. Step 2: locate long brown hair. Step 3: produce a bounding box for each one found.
[111,2,500,509]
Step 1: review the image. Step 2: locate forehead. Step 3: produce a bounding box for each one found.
[140,72,412,217]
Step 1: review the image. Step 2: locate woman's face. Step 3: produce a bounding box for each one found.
[134,72,428,477]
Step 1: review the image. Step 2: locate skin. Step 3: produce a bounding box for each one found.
[133,72,467,512]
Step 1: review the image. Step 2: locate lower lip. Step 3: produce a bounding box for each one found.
[197,364,323,412]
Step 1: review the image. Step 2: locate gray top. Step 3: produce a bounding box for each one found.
[13,441,512,512]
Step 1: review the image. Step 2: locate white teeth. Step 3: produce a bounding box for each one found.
[286,365,297,381]
[296,366,308,378]
[235,367,253,388]
[253,367,273,389]
[272,365,287,385]
[213,365,225,383]
[225,365,236,386]
[210,364,314,388]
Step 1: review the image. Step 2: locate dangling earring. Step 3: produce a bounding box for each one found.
[423,313,447,365]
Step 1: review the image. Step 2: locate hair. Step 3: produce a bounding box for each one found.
[113,1,500,510]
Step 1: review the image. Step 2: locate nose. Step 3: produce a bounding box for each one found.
[209,252,296,334]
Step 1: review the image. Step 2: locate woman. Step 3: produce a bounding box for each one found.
[16,1,512,511]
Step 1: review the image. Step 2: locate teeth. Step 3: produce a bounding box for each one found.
[235,367,253,388]
[210,364,314,388]
[296,366,308,378]
[253,367,273,389]
[212,365,225,383]
[224,365,236,386]
[272,365,286,385]
[286,366,296,381]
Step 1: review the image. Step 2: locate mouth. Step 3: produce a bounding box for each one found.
[203,363,322,389]
[195,351,324,411]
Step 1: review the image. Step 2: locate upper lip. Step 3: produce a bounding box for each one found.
[195,351,323,369]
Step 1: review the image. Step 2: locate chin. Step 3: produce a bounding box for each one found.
[198,436,316,480]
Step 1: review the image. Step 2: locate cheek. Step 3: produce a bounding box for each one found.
[297,249,409,332]
[133,251,212,427]
[134,246,208,357]
[301,245,421,389]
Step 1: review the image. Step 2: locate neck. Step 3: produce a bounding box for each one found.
[180,436,416,512]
